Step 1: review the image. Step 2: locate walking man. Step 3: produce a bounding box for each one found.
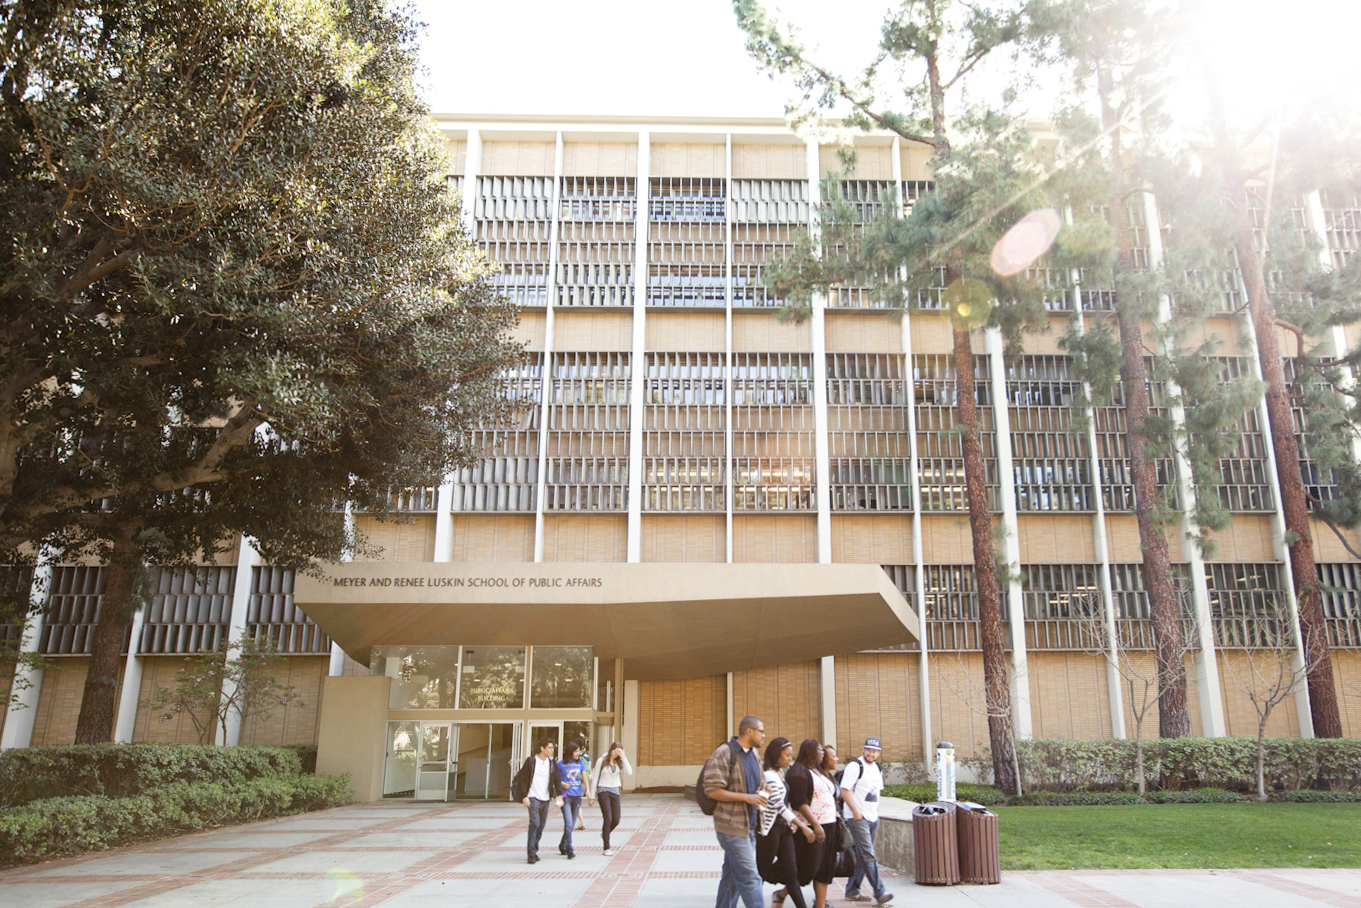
[841,736,892,905]
[703,715,770,908]
[511,737,561,865]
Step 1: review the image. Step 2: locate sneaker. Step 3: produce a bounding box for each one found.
[874,895,894,907]
[602,848,614,856]
[559,845,568,855]
[567,852,576,860]
[845,893,871,902]
[527,854,539,864]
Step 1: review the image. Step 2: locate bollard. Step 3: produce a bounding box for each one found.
[935,740,956,802]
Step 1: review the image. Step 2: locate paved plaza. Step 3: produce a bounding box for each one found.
[2,794,1359,908]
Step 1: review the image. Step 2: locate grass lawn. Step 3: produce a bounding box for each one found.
[997,803,1361,869]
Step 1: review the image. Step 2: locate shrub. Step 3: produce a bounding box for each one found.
[0,745,305,808]
[0,774,353,861]
[883,783,1007,806]
[1015,738,1361,794]
[1268,789,1361,803]
[1144,788,1246,804]
[1011,791,1146,806]
[281,744,318,775]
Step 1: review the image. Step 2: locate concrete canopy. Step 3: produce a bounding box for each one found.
[294,562,918,681]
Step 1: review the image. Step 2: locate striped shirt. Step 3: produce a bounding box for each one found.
[758,768,797,836]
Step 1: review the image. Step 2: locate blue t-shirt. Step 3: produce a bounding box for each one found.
[557,758,588,797]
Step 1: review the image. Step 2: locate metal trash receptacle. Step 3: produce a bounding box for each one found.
[955,801,1001,884]
[911,801,960,885]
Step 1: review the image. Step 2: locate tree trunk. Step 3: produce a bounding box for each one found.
[1097,56,1191,739]
[1256,722,1268,801]
[1201,75,1342,739]
[1135,720,1146,798]
[73,529,139,744]
[953,320,1017,794]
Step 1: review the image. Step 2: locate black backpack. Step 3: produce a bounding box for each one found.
[833,756,865,788]
[695,743,740,816]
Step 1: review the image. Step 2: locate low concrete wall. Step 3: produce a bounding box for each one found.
[316,676,391,802]
[876,796,918,876]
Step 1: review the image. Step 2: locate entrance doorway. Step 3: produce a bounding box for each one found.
[383,721,520,800]
[528,721,595,761]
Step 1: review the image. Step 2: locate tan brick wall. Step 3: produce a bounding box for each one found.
[1012,317,1072,356]
[732,143,806,180]
[480,141,555,176]
[544,515,627,562]
[818,144,892,180]
[1218,650,1302,738]
[1104,516,1183,562]
[1311,519,1361,563]
[835,653,920,762]
[642,515,725,563]
[1026,652,1111,739]
[1334,650,1361,738]
[445,139,466,176]
[919,515,978,564]
[928,653,991,759]
[1185,317,1242,356]
[511,311,546,352]
[907,316,984,356]
[638,675,726,765]
[1203,515,1275,562]
[1017,516,1098,563]
[352,515,435,563]
[901,143,933,182]
[449,515,534,562]
[239,656,328,746]
[554,311,633,352]
[733,660,821,749]
[563,142,637,177]
[733,312,811,352]
[646,312,725,352]
[31,657,124,746]
[830,515,912,563]
[825,313,901,353]
[1114,652,1204,738]
[133,656,213,744]
[652,143,725,178]
[733,515,816,563]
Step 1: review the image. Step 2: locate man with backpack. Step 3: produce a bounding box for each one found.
[511,737,561,865]
[699,715,769,908]
[840,737,892,905]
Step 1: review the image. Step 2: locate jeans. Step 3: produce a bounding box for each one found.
[845,817,886,899]
[598,788,621,850]
[559,795,582,855]
[715,829,765,908]
[526,798,550,859]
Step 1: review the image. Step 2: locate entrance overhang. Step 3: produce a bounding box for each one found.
[295,562,918,680]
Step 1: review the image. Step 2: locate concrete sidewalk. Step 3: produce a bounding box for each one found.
[2,794,1358,908]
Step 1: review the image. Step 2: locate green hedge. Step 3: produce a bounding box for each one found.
[1016,738,1361,794]
[1267,789,1361,803]
[1011,790,1147,806]
[883,783,1008,806]
[0,774,353,861]
[1144,788,1246,804]
[0,745,304,808]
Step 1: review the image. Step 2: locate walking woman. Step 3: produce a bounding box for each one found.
[589,741,632,855]
[808,743,844,908]
[786,740,835,908]
[556,739,589,859]
[757,737,816,908]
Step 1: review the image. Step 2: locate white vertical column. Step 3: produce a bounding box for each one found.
[626,132,650,563]
[725,136,735,563]
[726,671,735,738]
[433,484,455,563]
[328,503,355,676]
[986,326,1032,738]
[893,140,933,765]
[534,133,566,562]
[622,678,639,791]
[1,555,55,750]
[112,603,146,743]
[1144,192,1227,737]
[218,536,262,746]
[433,128,468,566]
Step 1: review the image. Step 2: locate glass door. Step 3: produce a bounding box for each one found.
[383,720,419,798]
[453,723,518,799]
[415,722,454,800]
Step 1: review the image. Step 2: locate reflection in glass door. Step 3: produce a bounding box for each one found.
[416,723,454,800]
[453,723,517,800]
[384,720,418,798]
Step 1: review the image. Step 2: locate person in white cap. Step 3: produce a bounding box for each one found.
[841,736,892,905]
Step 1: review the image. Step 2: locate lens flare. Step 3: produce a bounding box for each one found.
[326,868,364,904]
[944,278,993,325]
[990,208,1062,277]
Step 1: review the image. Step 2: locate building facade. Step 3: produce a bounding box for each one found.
[3,114,1361,800]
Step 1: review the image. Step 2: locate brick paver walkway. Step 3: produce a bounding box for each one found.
[2,794,1358,907]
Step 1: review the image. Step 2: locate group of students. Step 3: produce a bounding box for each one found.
[703,717,893,908]
[511,736,633,862]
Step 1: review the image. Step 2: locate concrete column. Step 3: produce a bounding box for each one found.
[433,481,455,564]
[112,603,146,743]
[622,678,639,792]
[726,671,735,738]
[1144,191,1227,737]
[218,537,262,746]
[533,133,565,562]
[819,655,837,750]
[986,326,1032,738]
[0,557,55,750]
[626,132,650,562]
[725,135,735,563]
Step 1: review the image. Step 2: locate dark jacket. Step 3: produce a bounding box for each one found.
[512,754,562,802]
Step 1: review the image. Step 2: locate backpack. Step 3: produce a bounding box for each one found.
[833,756,865,788]
[695,742,740,816]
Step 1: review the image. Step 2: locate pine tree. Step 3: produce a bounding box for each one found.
[0,0,524,742]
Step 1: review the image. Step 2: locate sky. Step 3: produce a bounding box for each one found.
[411,0,1361,127]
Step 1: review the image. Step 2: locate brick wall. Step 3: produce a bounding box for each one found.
[637,675,725,765]
[835,652,920,762]
[133,656,212,744]
[30,657,123,745]
[1026,652,1111,739]
[239,656,328,746]
[1334,650,1361,737]
[732,660,821,750]
[1218,650,1303,738]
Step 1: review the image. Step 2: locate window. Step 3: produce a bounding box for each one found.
[530,647,595,708]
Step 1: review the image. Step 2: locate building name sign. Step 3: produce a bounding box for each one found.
[329,575,604,589]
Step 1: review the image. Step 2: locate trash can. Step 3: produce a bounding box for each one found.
[911,801,960,885]
[955,801,1001,884]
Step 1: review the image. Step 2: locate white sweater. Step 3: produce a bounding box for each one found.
[590,754,633,795]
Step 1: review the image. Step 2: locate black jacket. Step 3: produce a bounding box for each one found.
[512,755,562,802]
